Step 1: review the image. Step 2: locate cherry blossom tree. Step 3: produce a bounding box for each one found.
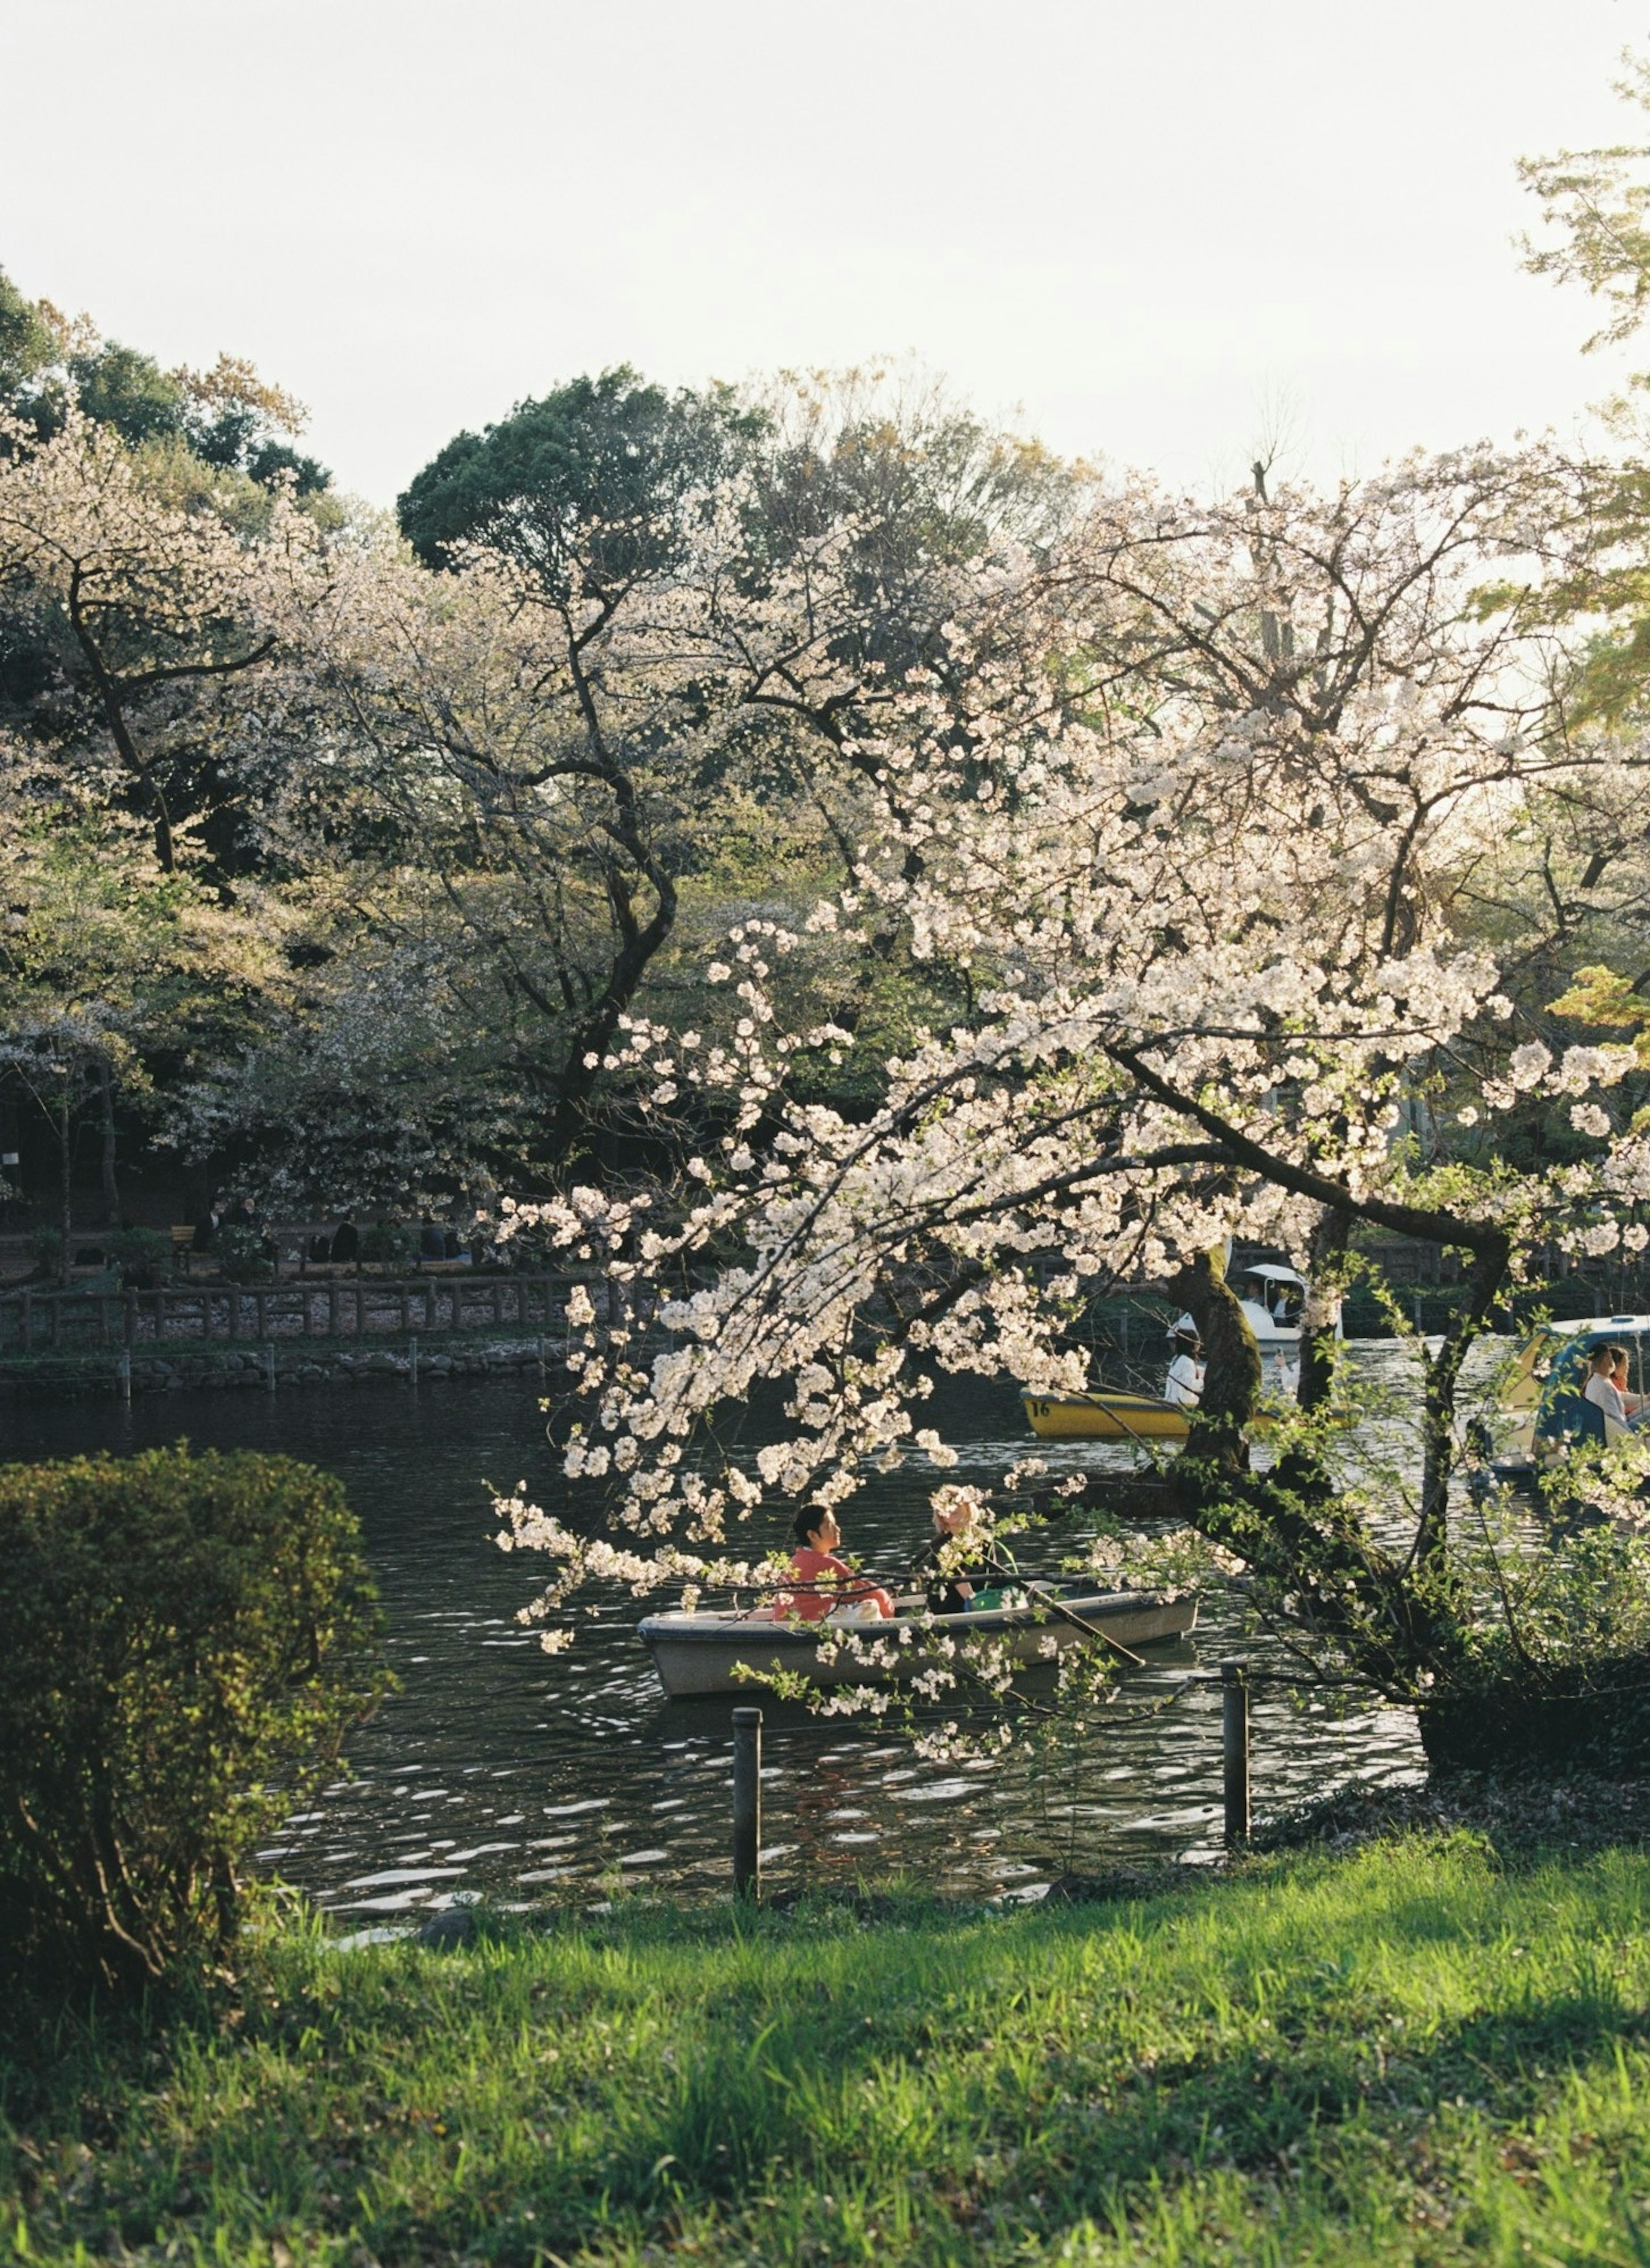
[0,410,318,874]
[492,441,1650,1709]
[221,375,1084,1197]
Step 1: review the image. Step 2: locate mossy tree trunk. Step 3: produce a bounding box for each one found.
[1168,1245,1262,1476]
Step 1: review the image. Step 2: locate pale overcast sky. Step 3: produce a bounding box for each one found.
[3,0,1646,503]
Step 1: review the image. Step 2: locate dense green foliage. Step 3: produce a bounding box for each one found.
[0,263,330,492]
[397,365,753,586]
[0,1449,387,1993]
[4,1836,1650,2262]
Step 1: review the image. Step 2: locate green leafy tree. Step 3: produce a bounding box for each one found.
[0,794,290,1268]
[0,262,330,495]
[397,363,752,586]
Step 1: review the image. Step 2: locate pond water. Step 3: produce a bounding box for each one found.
[2,1349,1427,1922]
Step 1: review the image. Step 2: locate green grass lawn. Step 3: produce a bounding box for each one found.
[5,1831,1650,2265]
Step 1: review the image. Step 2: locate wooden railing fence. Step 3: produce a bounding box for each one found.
[0,1273,600,1355]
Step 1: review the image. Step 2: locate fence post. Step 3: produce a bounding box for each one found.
[409,1334,419,1387]
[265,1340,277,1392]
[21,1290,31,1352]
[1222,1663,1250,1848]
[732,1706,762,1899]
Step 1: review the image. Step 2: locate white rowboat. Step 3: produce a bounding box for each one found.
[636,1587,1198,1700]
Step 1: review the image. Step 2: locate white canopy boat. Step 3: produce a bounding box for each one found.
[1171,1262,1334,1379]
[636,1586,1198,1700]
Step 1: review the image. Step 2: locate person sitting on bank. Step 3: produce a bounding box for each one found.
[329,1207,359,1265]
[909,1483,1015,1614]
[419,1210,447,1262]
[1164,1326,1204,1408]
[772,1506,895,1623]
[1583,1345,1632,1439]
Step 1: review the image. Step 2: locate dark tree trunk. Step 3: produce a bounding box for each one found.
[1168,1245,1261,1475]
[1415,1233,1511,1570]
[1298,1206,1349,1413]
[98,1054,121,1227]
[58,1094,73,1287]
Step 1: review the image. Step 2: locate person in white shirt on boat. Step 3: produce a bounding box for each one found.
[1164,1328,1204,1410]
[1583,1345,1636,1439]
[1611,1346,1647,1420]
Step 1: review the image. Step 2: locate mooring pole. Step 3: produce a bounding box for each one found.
[264,1339,277,1392]
[409,1334,419,1387]
[1222,1662,1250,1847]
[732,1706,762,1899]
[118,1347,131,1404]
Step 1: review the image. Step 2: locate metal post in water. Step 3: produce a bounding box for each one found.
[732,1706,762,1899]
[1222,1662,1250,1847]
[409,1334,419,1386]
[118,1347,131,1404]
[265,1340,277,1392]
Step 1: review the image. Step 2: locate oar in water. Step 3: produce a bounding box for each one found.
[977,1555,1148,1670]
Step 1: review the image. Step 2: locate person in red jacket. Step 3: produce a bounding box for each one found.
[772,1505,895,1622]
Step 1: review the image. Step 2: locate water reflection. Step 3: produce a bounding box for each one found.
[1,1349,1428,1919]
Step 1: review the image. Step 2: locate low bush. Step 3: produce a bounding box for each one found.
[360,1219,417,1268]
[0,1447,389,1995]
[1411,1508,1650,1769]
[103,1224,173,1288]
[215,1221,274,1282]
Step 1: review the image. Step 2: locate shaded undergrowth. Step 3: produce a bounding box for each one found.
[4,1833,1650,2263]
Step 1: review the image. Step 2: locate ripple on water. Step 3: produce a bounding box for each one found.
[0,1363,1429,1908]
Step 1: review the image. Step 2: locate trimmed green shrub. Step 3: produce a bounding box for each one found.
[0,1448,388,1993]
[104,1225,173,1288]
[216,1221,274,1282]
[360,1219,418,1268]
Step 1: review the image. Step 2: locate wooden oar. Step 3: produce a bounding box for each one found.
[977,1555,1148,1669]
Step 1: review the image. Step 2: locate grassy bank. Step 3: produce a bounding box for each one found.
[4,1833,1650,2265]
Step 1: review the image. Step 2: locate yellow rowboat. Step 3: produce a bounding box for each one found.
[1021,1389,1191,1443]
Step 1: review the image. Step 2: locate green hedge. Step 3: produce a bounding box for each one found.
[0,1447,388,1993]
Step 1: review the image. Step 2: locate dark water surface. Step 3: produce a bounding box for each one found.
[3,1360,1424,1926]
